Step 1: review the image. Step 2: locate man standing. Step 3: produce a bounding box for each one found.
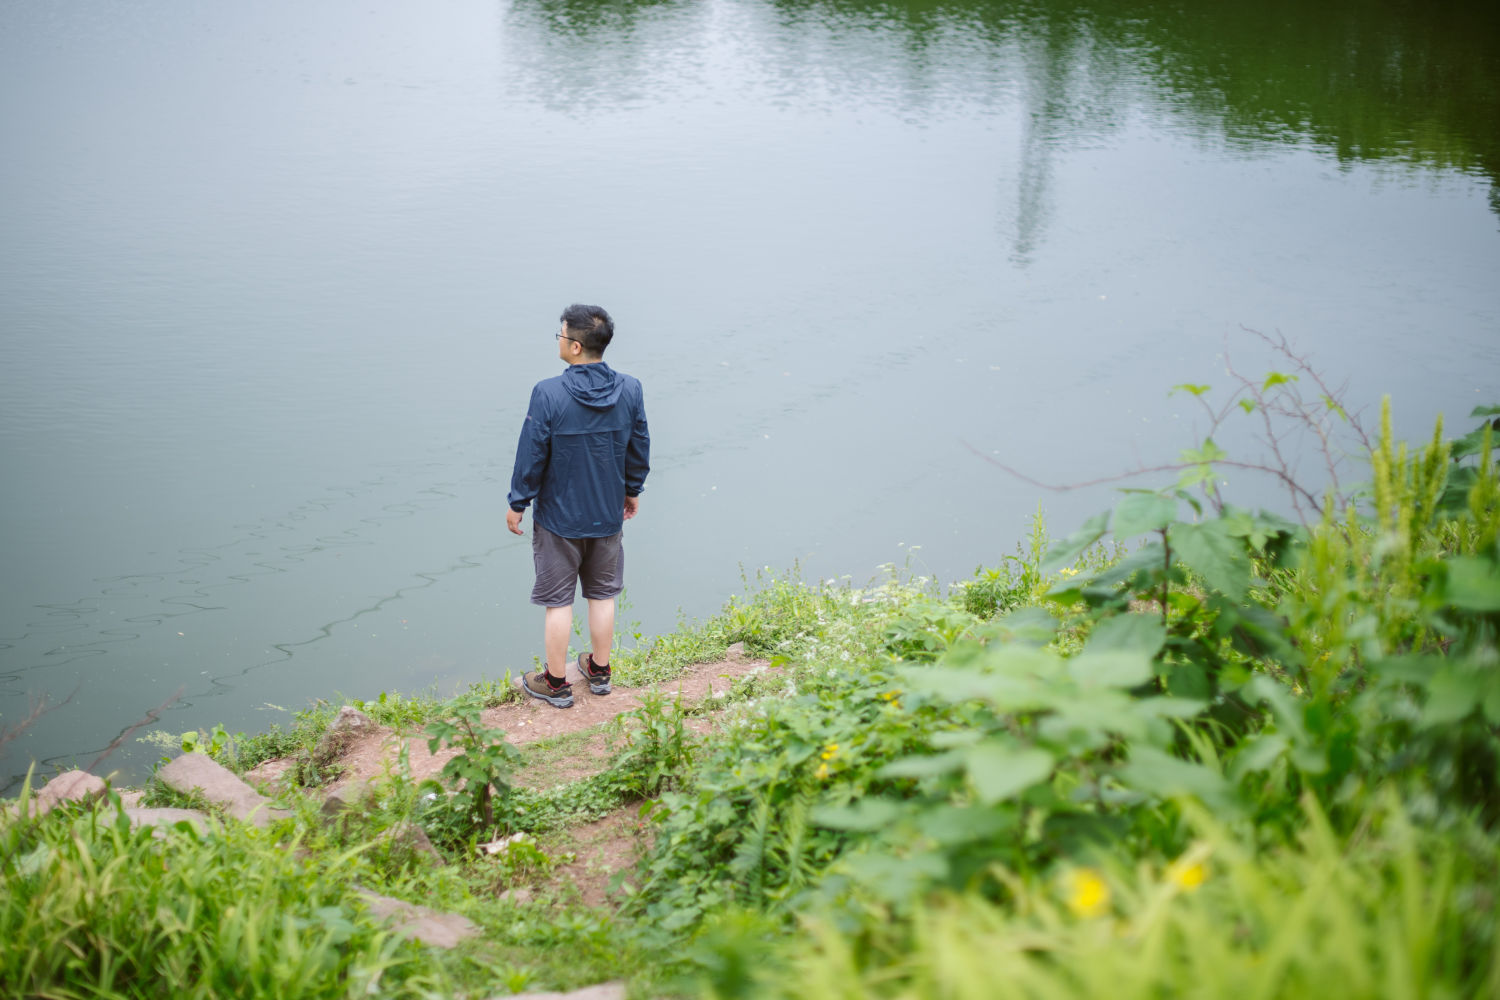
[507,304,650,709]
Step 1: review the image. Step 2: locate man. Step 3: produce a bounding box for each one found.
[506,304,650,708]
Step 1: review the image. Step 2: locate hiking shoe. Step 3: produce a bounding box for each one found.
[523,669,574,708]
[577,652,612,695]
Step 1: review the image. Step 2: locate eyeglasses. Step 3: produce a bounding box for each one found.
[554,332,580,343]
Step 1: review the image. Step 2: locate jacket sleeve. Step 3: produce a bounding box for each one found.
[507,385,552,511]
[624,382,650,497]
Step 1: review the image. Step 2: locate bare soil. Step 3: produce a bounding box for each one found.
[244,647,774,909]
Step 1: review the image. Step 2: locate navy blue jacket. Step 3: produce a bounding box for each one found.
[507,362,650,539]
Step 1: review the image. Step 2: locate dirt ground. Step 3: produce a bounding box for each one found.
[244,647,773,909]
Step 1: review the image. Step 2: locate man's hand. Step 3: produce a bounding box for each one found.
[623,495,640,521]
[506,508,525,535]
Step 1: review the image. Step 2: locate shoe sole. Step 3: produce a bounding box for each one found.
[524,682,574,709]
[577,653,611,696]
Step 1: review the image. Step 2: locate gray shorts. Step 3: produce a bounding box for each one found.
[530,524,625,607]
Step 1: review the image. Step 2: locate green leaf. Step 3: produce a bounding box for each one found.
[1442,556,1500,611]
[1239,399,1256,414]
[984,606,1060,647]
[1112,492,1178,537]
[1179,437,1229,465]
[1485,684,1500,726]
[1040,511,1110,575]
[811,798,904,831]
[1229,732,1289,779]
[914,805,1015,845]
[1046,690,1147,743]
[1169,519,1251,601]
[899,664,1053,711]
[1437,467,1478,516]
[841,850,949,902]
[1068,650,1154,688]
[964,744,1054,805]
[878,750,967,780]
[1371,653,1443,685]
[1171,383,1211,397]
[1160,661,1211,699]
[1081,543,1167,592]
[1421,668,1482,725]
[1118,746,1232,808]
[929,730,983,749]
[1085,614,1167,658]
[1262,371,1297,390]
[1135,696,1209,719]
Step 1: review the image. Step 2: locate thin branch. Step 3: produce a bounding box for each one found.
[966,328,1368,526]
[961,442,1323,518]
[0,687,78,752]
[85,688,184,774]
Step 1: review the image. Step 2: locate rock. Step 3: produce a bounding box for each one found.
[725,641,748,663]
[115,789,147,809]
[329,705,375,737]
[244,758,298,794]
[313,706,374,765]
[494,982,627,1000]
[356,889,479,948]
[157,753,290,827]
[381,820,446,866]
[321,778,375,820]
[32,769,107,817]
[498,886,535,905]
[122,807,214,836]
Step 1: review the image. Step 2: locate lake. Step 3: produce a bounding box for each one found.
[3,0,1497,791]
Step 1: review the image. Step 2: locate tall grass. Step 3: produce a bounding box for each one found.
[1,787,449,998]
[708,796,1500,999]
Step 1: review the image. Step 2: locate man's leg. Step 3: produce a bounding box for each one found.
[586,597,615,668]
[544,605,572,679]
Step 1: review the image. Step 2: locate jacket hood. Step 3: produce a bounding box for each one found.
[562,362,624,409]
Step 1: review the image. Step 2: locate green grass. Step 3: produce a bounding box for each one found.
[10,399,1500,999]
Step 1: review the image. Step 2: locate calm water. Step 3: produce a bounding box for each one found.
[3,0,1498,790]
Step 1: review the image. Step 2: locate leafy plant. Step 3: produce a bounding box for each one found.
[609,688,697,797]
[0,792,447,998]
[424,696,521,838]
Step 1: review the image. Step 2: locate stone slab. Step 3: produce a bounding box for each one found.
[122,807,214,836]
[357,889,480,949]
[244,758,298,795]
[495,982,627,1000]
[381,820,446,866]
[157,753,290,826]
[32,769,107,817]
[321,777,374,819]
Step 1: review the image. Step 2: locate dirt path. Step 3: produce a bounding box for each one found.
[248,646,772,795]
[242,648,774,910]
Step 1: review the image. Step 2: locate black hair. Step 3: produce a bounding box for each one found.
[560,303,614,356]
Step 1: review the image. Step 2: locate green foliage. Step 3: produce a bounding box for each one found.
[608,688,697,797]
[179,722,235,759]
[635,394,1500,1000]
[738,796,1500,1000]
[424,696,522,840]
[15,389,1500,1000]
[0,795,446,998]
[463,673,525,708]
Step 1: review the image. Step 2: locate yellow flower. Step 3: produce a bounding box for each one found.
[1058,566,1080,578]
[815,763,830,781]
[1168,859,1208,892]
[1063,868,1110,918]
[821,743,839,760]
